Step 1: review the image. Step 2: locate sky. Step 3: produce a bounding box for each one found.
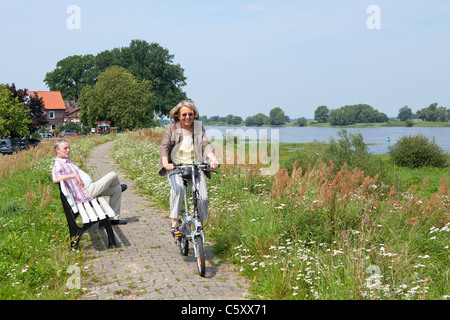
[1,0,450,119]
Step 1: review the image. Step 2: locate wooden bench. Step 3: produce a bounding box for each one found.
[58,182,117,249]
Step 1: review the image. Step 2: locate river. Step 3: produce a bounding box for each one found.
[205,126,450,154]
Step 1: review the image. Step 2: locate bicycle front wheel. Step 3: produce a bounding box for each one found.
[195,236,205,277]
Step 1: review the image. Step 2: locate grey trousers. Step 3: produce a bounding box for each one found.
[85,172,122,220]
[168,170,209,221]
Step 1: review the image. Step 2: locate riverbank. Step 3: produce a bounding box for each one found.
[205,126,450,154]
[203,120,450,127]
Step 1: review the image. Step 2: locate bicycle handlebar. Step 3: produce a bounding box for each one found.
[169,163,220,177]
[173,163,220,170]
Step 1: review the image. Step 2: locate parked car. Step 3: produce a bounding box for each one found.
[0,139,19,155]
[38,131,53,139]
[28,138,41,148]
[17,140,30,150]
[59,130,75,137]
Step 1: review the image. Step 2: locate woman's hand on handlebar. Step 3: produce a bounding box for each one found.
[210,160,219,169]
[164,163,174,171]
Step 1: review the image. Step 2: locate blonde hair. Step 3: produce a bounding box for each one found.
[169,100,199,121]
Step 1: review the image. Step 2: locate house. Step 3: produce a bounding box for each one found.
[64,99,81,125]
[28,91,66,132]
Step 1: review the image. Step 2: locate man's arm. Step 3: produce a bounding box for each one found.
[53,163,85,188]
[53,173,85,188]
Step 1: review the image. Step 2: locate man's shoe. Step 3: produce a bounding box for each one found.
[121,184,127,192]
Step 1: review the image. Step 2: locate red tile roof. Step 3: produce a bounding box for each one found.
[28,91,66,110]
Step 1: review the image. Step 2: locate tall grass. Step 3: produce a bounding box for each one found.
[113,129,449,300]
[0,135,112,299]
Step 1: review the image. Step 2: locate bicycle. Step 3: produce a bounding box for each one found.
[169,162,218,277]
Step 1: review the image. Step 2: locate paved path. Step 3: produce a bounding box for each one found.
[80,141,250,300]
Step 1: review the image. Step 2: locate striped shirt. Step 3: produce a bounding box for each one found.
[52,158,94,204]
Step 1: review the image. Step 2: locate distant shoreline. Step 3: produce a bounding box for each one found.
[204,120,450,128]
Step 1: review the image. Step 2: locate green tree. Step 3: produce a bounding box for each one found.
[79,66,157,130]
[314,105,329,123]
[107,40,187,117]
[397,105,412,121]
[44,54,97,100]
[209,115,220,122]
[269,107,286,125]
[245,113,268,126]
[226,114,234,125]
[416,103,448,122]
[232,116,243,124]
[417,103,437,121]
[245,116,255,126]
[329,104,387,125]
[0,85,31,137]
[6,84,47,133]
[255,113,269,126]
[296,117,307,126]
[45,40,187,117]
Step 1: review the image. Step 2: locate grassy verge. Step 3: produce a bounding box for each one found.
[112,129,449,300]
[0,135,112,299]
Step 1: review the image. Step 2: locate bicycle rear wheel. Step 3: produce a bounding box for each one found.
[195,236,205,277]
[179,236,189,256]
[178,220,189,256]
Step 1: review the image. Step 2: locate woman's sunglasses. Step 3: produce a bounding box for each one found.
[181,113,194,117]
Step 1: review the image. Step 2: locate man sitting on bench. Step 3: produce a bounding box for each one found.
[52,139,127,225]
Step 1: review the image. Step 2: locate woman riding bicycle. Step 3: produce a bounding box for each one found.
[158,100,219,237]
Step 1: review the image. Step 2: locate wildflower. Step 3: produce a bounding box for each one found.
[332,250,344,256]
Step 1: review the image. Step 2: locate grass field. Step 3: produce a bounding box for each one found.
[1,130,448,300]
[112,129,449,300]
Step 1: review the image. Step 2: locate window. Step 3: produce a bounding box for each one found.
[49,111,55,119]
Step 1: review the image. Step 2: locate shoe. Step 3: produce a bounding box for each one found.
[121,184,127,192]
[171,226,181,237]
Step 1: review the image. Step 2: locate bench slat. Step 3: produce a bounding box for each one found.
[76,203,91,224]
[60,182,115,222]
[83,202,99,222]
[61,182,79,214]
[91,198,106,220]
[98,197,115,218]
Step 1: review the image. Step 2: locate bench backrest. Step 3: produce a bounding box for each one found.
[60,182,115,224]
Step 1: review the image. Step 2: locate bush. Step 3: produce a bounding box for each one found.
[388,133,447,168]
[325,129,369,170]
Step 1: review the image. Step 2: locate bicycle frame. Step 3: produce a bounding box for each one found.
[172,164,208,255]
[170,162,218,276]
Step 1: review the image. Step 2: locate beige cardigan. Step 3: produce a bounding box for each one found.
[158,121,214,178]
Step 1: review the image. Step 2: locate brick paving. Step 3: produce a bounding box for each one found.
[80,141,250,300]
